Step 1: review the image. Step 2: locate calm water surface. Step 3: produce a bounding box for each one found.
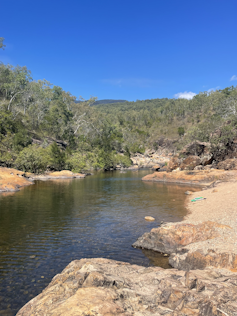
[0,170,195,314]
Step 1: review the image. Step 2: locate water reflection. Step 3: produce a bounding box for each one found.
[0,170,199,314]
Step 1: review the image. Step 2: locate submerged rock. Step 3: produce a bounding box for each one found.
[16,258,237,316]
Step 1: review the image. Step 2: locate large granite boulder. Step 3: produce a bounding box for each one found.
[181,141,211,157]
[17,258,237,316]
[133,221,230,255]
[179,156,202,170]
[217,158,237,170]
[167,156,181,172]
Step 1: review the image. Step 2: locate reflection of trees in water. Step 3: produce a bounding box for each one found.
[0,170,198,313]
[0,180,79,245]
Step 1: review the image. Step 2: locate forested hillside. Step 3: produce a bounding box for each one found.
[0,61,237,173]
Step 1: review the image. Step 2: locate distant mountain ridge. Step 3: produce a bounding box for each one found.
[75,99,127,105]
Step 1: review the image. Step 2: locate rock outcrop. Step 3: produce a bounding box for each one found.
[0,168,86,193]
[28,170,86,180]
[133,221,231,255]
[130,150,171,169]
[217,158,237,170]
[179,156,201,170]
[142,169,236,186]
[16,258,237,316]
[0,167,32,192]
[180,141,211,158]
[134,179,237,273]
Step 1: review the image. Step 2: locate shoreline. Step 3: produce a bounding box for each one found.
[15,169,237,315]
[134,171,237,272]
[0,167,86,193]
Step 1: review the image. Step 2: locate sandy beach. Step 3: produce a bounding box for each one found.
[183,178,237,257]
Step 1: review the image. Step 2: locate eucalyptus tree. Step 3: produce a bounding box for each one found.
[0,37,5,50]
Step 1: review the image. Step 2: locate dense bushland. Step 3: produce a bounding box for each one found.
[0,61,237,173]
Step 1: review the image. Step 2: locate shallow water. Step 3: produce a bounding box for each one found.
[0,169,195,314]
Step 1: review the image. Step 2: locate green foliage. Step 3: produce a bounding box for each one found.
[178,127,185,136]
[15,145,50,173]
[0,110,17,135]
[66,152,87,172]
[114,153,132,168]
[1,61,237,173]
[129,143,145,154]
[0,37,6,50]
[13,131,32,151]
[50,142,66,170]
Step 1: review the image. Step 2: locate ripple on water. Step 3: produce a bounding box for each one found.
[0,170,198,314]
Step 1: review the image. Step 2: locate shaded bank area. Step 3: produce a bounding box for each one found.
[0,170,194,315]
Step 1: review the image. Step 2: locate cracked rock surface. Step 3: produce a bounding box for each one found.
[16,258,237,316]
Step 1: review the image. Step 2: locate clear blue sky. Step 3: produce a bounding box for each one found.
[1,0,237,101]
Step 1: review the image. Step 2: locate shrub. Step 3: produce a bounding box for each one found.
[15,145,50,173]
[178,127,185,136]
[50,142,66,170]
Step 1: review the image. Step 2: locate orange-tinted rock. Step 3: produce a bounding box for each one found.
[0,167,32,192]
[30,170,86,180]
[133,221,230,254]
[142,169,236,186]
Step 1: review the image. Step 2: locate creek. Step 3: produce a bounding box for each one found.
[0,169,193,314]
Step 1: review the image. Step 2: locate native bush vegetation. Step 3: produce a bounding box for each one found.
[0,61,237,173]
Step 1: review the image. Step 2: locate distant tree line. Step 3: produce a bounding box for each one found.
[0,61,237,173]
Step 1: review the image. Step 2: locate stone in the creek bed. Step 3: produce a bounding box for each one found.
[185,190,192,195]
[145,216,155,221]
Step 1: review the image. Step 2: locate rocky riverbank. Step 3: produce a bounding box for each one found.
[12,166,237,315]
[130,151,171,169]
[134,176,237,272]
[16,258,237,316]
[0,167,32,192]
[142,169,237,187]
[0,167,86,192]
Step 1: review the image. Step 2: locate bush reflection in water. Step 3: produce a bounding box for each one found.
[0,170,196,314]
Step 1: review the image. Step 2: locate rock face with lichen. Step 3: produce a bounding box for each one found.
[16,258,237,316]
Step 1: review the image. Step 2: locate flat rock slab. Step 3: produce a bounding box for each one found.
[17,258,237,316]
[0,168,86,192]
[29,170,86,180]
[142,169,237,186]
[0,167,32,192]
